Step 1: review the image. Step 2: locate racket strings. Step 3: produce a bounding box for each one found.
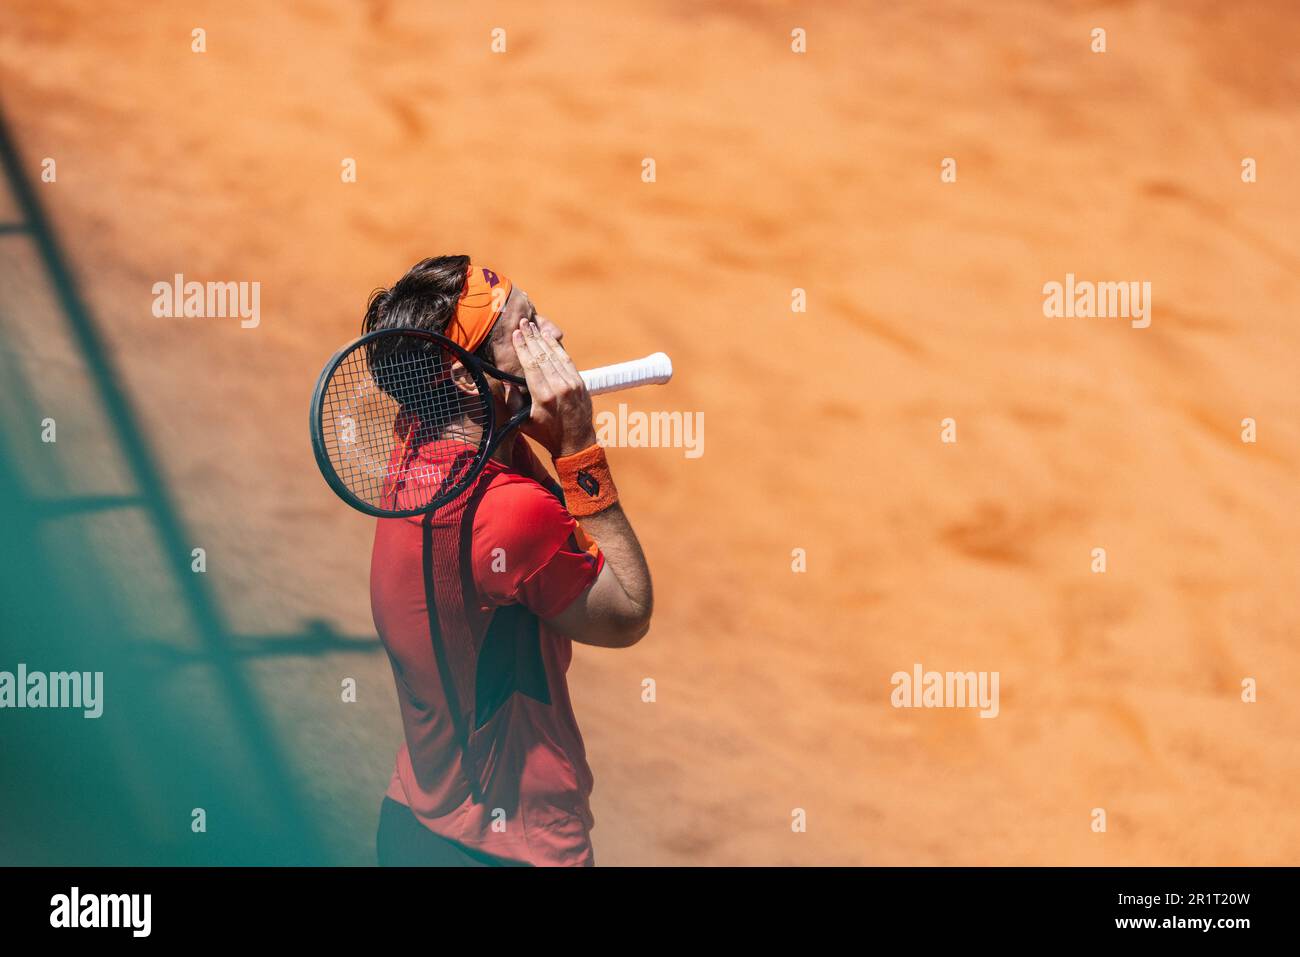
[318,333,492,511]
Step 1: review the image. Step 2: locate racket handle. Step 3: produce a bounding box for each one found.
[579,352,673,396]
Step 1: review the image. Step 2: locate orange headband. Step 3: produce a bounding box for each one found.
[447,264,512,354]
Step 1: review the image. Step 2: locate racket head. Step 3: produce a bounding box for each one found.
[310,328,499,517]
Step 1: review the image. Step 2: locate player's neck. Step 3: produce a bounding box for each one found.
[489,396,516,467]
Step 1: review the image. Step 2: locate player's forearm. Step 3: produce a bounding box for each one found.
[552,442,654,632]
[578,501,653,624]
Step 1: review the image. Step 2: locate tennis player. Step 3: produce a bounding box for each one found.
[366,255,654,867]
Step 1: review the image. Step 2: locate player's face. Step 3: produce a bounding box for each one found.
[489,287,565,379]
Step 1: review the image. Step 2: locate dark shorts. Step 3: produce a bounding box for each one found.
[376,797,526,867]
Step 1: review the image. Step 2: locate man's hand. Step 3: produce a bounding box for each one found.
[511,320,598,458]
[510,319,653,648]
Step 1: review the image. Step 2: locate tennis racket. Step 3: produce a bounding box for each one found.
[310,328,673,517]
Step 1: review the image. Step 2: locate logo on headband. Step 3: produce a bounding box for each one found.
[481,268,502,287]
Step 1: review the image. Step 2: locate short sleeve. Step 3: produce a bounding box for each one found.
[473,475,603,620]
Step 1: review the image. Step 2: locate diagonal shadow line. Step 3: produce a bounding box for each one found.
[0,101,327,859]
[134,620,380,666]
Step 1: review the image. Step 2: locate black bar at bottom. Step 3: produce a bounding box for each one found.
[0,866,1281,941]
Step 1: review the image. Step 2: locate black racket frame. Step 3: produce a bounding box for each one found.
[310,328,532,518]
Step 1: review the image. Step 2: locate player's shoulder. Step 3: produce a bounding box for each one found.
[471,469,576,571]
[479,468,572,529]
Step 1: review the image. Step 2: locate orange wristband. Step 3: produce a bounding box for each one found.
[554,443,618,517]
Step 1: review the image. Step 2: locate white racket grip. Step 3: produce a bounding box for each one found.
[579,352,673,396]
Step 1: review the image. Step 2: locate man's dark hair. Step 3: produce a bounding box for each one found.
[362,254,497,364]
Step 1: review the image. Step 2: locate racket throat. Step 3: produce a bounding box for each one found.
[483,403,533,466]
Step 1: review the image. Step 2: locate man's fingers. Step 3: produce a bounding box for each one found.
[536,327,585,389]
[522,321,569,392]
[511,327,553,400]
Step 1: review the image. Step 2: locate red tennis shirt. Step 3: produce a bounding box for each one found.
[370,435,604,866]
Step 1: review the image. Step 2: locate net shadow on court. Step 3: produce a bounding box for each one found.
[0,104,370,865]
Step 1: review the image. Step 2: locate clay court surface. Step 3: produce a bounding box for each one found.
[1,1,1298,864]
